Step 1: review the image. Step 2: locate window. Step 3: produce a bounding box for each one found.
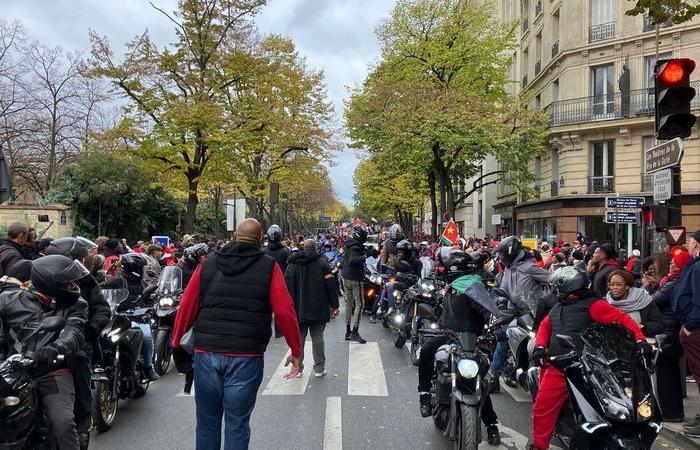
[644,53,673,88]
[535,94,541,109]
[552,79,559,102]
[478,199,483,229]
[551,148,560,180]
[591,64,615,117]
[535,33,542,74]
[590,0,614,26]
[60,212,67,226]
[534,156,542,179]
[590,140,615,192]
[522,0,529,32]
[642,135,655,150]
[522,46,529,77]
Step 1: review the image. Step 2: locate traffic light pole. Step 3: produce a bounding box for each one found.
[669,166,683,227]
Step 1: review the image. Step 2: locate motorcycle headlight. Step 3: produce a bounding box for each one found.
[457,359,479,379]
[394,314,405,325]
[392,290,400,298]
[429,322,438,330]
[637,401,653,421]
[4,396,20,406]
[159,297,174,309]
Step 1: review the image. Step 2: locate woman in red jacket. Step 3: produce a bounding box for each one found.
[528,266,652,450]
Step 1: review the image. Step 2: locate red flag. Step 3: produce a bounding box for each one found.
[440,220,459,245]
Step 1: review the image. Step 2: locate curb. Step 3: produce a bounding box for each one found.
[661,426,700,449]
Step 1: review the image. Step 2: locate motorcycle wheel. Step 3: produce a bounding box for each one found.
[432,405,448,431]
[154,329,172,376]
[92,381,117,432]
[133,363,150,398]
[392,327,406,348]
[455,404,479,450]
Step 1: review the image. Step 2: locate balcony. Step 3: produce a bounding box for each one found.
[522,19,529,34]
[589,21,615,43]
[522,74,528,88]
[535,1,542,17]
[548,81,700,126]
[588,176,615,194]
[551,40,559,58]
[550,180,559,197]
[535,60,542,76]
[641,173,654,192]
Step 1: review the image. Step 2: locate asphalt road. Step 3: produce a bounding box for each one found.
[91,307,687,450]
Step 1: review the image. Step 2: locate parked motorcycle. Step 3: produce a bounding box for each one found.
[528,323,663,449]
[91,283,154,432]
[0,316,67,450]
[152,266,183,376]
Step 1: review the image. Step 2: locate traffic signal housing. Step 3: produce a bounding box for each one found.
[655,58,697,140]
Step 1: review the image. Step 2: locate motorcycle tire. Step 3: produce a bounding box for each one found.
[456,404,479,450]
[381,316,390,329]
[503,356,518,388]
[392,328,406,348]
[432,405,448,431]
[410,317,422,366]
[133,362,150,399]
[154,329,172,376]
[92,381,118,432]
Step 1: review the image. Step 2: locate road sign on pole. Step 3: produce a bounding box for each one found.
[605,211,638,224]
[653,168,673,202]
[605,196,646,209]
[645,138,684,173]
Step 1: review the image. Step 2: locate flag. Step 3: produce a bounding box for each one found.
[440,219,459,245]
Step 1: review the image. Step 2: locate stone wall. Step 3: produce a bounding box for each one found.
[0,204,74,238]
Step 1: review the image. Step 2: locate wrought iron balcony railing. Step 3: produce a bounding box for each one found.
[535,60,542,76]
[535,1,542,17]
[522,19,529,34]
[551,40,559,58]
[589,21,615,42]
[548,81,700,126]
[588,176,615,194]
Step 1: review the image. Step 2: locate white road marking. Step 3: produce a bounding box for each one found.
[323,397,342,450]
[484,424,562,450]
[348,341,388,396]
[262,341,313,395]
[500,378,532,403]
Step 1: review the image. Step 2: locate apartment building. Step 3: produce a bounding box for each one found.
[495,0,700,247]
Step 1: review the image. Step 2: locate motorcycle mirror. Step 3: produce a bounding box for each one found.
[555,334,575,350]
[38,316,66,332]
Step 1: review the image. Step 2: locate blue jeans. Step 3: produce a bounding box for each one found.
[194,353,264,450]
[136,323,154,369]
[490,339,508,376]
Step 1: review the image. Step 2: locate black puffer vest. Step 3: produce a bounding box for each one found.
[547,296,599,356]
[194,242,275,354]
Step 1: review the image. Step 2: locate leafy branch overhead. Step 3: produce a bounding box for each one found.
[626,0,700,24]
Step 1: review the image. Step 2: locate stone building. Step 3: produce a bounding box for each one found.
[0,204,74,238]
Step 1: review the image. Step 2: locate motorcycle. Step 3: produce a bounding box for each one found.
[0,316,67,450]
[387,260,421,349]
[493,287,536,391]
[91,283,154,433]
[408,257,445,366]
[152,266,183,376]
[364,256,387,317]
[528,323,663,449]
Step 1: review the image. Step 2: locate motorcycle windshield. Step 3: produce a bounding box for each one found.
[420,257,435,279]
[157,265,183,296]
[365,257,379,275]
[103,289,130,313]
[457,331,478,353]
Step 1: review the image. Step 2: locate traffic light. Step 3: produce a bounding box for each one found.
[655,58,696,140]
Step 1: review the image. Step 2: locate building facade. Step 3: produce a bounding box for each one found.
[496,0,700,249]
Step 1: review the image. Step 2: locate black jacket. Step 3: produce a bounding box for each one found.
[340,238,367,282]
[264,241,291,273]
[637,302,666,337]
[590,261,620,297]
[178,260,199,288]
[651,279,681,335]
[0,289,88,362]
[284,251,339,324]
[76,275,111,342]
[0,240,24,278]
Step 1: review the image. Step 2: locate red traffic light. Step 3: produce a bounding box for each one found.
[658,59,695,85]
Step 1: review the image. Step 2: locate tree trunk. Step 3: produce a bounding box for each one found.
[428,169,438,239]
[184,178,199,232]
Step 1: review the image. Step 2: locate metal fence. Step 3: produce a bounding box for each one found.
[588,176,615,194]
[535,1,542,17]
[589,21,615,42]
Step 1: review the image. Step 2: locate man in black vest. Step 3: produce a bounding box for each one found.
[171,218,301,450]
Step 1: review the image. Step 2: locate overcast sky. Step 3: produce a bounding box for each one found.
[2,0,396,205]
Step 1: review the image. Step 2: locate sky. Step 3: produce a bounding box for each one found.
[1,0,396,205]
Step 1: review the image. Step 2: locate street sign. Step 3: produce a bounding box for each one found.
[319,215,331,221]
[605,211,638,224]
[653,168,673,202]
[605,196,645,209]
[491,214,501,225]
[666,227,687,245]
[645,137,684,173]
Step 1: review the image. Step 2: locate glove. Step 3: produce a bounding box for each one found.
[36,346,59,367]
[634,340,654,361]
[366,247,379,258]
[173,346,193,374]
[530,346,546,367]
[491,327,507,342]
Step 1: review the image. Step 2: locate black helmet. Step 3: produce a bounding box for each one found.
[351,226,368,243]
[121,253,148,280]
[394,260,412,275]
[396,239,413,257]
[31,255,89,304]
[445,251,478,282]
[388,224,404,241]
[45,237,94,260]
[267,224,283,242]
[549,266,588,298]
[184,242,208,263]
[495,236,523,267]
[436,246,455,267]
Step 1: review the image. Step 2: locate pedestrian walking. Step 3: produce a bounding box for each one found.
[170,218,301,450]
[0,222,29,277]
[340,226,378,344]
[674,230,700,436]
[284,239,340,378]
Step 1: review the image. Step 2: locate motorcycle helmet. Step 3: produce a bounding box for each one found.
[31,255,89,304]
[388,224,404,241]
[495,236,523,268]
[45,237,95,261]
[549,266,588,299]
[121,253,148,280]
[396,239,413,259]
[394,260,412,275]
[445,251,478,282]
[436,246,455,267]
[351,226,368,243]
[267,224,283,243]
[184,242,208,264]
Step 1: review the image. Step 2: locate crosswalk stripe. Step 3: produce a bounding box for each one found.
[348,341,388,396]
[323,397,343,450]
[262,341,313,396]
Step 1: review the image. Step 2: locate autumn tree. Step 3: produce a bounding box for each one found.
[626,0,700,23]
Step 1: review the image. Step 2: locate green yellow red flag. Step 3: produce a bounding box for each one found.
[440,219,459,245]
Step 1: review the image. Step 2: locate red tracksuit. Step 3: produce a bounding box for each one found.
[531,299,645,449]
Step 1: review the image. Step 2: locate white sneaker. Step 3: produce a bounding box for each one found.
[314,370,327,378]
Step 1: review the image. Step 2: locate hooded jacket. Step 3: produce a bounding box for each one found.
[497,253,552,311]
[76,275,111,342]
[284,251,339,323]
[341,238,368,282]
[0,239,24,278]
[263,241,291,273]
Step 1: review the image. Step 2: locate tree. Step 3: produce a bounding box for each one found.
[626,1,700,24]
[46,151,180,240]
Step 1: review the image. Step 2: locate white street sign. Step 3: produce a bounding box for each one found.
[653,169,673,202]
[491,214,501,225]
[226,198,247,231]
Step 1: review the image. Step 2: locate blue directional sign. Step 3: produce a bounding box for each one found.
[605,196,645,209]
[319,216,332,221]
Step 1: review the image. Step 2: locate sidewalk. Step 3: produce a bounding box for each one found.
[662,379,700,448]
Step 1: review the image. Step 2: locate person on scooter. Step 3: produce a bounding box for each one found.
[381,239,421,317]
[417,251,502,446]
[114,252,159,381]
[179,242,208,288]
[529,266,650,450]
[0,255,89,450]
[45,237,112,446]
